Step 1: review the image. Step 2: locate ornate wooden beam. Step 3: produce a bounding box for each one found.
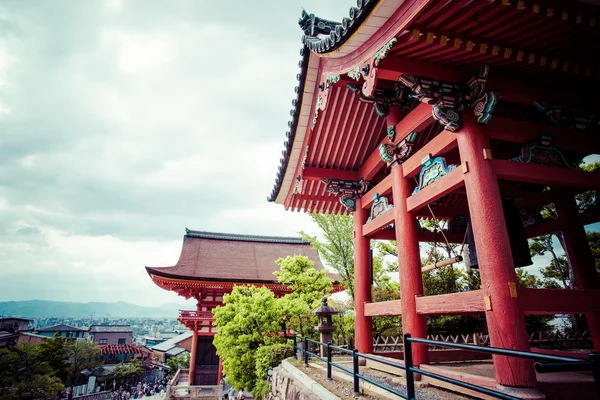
[362,175,393,210]
[493,160,600,190]
[415,290,485,315]
[363,208,395,237]
[407,168,465,213]
[358,103,433,181]
[520,288,600,314]
[364,300,402,317]
[403,130,458,178]
[369,229,466,244]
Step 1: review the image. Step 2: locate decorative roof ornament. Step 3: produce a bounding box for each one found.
[367,193,393,223]
[387,125,396,142]
[511,136,577,169]
[347,67,361,81]
[299,10,338,36]
[321,178,370,212]
[413,154,457,194]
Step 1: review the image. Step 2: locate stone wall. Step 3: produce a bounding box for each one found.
[269,360,339,400]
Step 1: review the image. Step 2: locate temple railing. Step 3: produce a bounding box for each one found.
[73,392,111,400]
[178,310,215,321]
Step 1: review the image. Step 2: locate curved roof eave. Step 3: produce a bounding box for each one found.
[268,0,409,204]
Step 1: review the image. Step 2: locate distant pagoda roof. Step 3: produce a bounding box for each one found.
[146,229,337,284]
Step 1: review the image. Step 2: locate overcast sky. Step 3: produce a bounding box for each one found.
[1,1,596,309]
[0,0,358,306]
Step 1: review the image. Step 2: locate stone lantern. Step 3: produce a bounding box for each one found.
[312,296,339,357]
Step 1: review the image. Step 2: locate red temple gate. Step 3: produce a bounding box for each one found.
[146,229,340,386]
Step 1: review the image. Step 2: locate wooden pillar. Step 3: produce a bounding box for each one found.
[353,197,373,353]
[189,329,198,385]
[391,163,428,366]
[217,355,223,385]
[554,191,600,350]
[456,113,536,388]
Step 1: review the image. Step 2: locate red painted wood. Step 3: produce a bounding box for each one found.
[217,357,223,384]
[525,219,561,239]
[403,130,458,178]
[363,208,395,237]
[415,290,485,315]
[353,197,373,353]
[189,330,198,385]
[520,288,600,314]
[302,167,358,181]
[493,160,600,191]
[362,174,393,209]
[364,300,402,317]
[406,168,465,213]
[391,163,428,366]
[456,113,536,388]
[369,229,466,244]
[358,103,433,181]
[482,118,600,154]
[554,191,600,351]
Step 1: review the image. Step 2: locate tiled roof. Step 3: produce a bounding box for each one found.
[267,2,378,202]
[165,347,188,357]
[90,325,132,333]
[100,344,149,355]
[147,229,333,283]
[38,324,85,332]
[151,331,193,352]
[185,229,308,244]
[299,1,379,54]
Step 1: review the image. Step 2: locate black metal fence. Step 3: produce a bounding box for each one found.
[292,333,600,400]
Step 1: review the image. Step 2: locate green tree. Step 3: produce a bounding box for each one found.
[108,358,143,386]
[274,255,333,338]
[165,353,190,373]
[300,213,355,299]
[36,336,69,383]
[0,342,64,400]
[66,340,102,384]
[213,286,287,397]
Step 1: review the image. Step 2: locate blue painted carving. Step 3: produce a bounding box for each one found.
[367,194,393,223]
[413,155,457,194]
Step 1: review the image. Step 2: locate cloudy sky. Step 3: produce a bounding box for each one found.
[0,0,357,306]
[1,1,596,308]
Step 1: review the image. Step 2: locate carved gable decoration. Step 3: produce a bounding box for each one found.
[413,155,457,194]
[511,136,577,169]
[367,194,393,223]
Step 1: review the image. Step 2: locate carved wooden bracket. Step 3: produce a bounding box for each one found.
[321,178,370,212]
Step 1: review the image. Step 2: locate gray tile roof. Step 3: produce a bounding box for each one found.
[152,331,192,352]
[185,229,308,244]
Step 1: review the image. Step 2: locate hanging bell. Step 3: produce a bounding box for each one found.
[465,199,533,269]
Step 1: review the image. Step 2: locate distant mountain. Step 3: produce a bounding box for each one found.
[0,300,191,318]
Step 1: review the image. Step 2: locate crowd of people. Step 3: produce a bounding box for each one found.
[109,380,168,400]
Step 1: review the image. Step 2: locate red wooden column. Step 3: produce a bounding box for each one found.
[554,191,600,350]
[189,329,198,385]
[353,197,373,353]
[217,356,223,385]
[456,113,536,388]
[391,163,428,366]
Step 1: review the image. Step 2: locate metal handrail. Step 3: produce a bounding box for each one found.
[292,333,600,400]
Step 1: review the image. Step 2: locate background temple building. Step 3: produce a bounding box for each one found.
[267,0,600,398]
[146,229,338,386]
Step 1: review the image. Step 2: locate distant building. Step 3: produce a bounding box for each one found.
[37,324,86,339]
[0,317,45,347]
[150,331,193,366]
[89,324,132,345]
